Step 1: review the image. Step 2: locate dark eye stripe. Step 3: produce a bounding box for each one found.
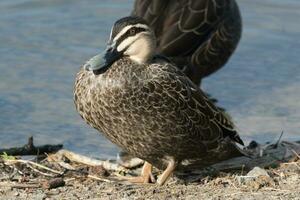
[116,27,147,47]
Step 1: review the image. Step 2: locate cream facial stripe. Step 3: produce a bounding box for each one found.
[117,33,142,52]
[109,27,113,41]
[113,24,150,42]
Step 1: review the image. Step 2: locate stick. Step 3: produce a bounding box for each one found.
[0,182,40,189]
[54,150,126,172]
[87,175,114,183]
[273,131,284,148]
[26,164,56,177]
[0,136,63,156]
[5,159,64,175]
[291,149,300,159]
[56,161,76,170]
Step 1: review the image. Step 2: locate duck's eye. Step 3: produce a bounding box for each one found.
[129,29,136,35]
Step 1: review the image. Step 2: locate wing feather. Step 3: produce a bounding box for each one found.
[133,0,242,83]
[149,63,244,146]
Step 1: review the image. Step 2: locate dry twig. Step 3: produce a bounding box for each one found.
[52,150,126,172]
[5,159,63,175]
[87,175,114,183]
[291,149,300,159]
[26,164,56,177]
[0,182,40,189]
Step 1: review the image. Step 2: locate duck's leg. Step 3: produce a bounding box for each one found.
[157,159,176,186]
[120,161,153,184]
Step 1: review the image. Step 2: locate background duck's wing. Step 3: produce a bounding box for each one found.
[132,0,242,84]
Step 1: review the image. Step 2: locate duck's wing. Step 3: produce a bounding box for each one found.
[132,0,169,28]
[133,0,242,83]
[149,62,244,147]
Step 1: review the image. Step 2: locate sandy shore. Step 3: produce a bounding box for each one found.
[1,156,300,200]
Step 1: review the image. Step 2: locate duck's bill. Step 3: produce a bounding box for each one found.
[84,46,123,75]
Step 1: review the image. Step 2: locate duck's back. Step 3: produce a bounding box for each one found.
[132,0,242,85]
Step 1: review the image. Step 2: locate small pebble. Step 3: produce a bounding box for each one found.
[247,167,269,177]
[236,167,269,185]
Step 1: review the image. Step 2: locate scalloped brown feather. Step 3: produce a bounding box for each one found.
[132,0,242,85]
[74,57,244,170]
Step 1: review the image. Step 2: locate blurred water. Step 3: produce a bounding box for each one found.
[0,0,299,158]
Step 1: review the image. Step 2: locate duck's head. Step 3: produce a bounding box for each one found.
[84,16,156,75]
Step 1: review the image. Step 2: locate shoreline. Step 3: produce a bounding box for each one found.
[1,162,300,200]
[1,140,300,199]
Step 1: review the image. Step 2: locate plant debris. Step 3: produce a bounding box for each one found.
[0,140,300,199]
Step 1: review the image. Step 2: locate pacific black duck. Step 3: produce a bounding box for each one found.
[74,16,244,185]
[132,0,242,85]
[118,0,242,165]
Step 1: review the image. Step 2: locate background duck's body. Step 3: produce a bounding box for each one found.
[132,0,242,85]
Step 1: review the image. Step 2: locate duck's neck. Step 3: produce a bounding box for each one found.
[126,36,155,64]
[129,54,153,64]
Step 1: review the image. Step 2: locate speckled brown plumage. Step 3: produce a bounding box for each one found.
[132,0,242,85]
[74,57,244,171]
